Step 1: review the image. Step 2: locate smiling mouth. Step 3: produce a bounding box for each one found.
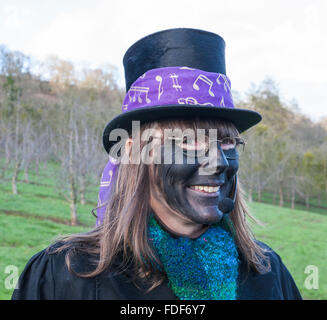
[188,185,220,194]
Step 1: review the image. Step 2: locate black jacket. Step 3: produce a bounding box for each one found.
[11,241,302,300]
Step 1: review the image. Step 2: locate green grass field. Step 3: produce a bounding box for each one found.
[0,162,326,300]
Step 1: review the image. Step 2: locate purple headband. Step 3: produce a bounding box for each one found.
[96,66,234,225]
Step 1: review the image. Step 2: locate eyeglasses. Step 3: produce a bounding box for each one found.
[153,135,245,159]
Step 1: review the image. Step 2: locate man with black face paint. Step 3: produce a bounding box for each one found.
[12,28,302,301]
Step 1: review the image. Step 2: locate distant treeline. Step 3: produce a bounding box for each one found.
[0,45,326,224]
[237,80,327,211]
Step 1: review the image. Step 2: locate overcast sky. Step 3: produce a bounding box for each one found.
[0,0,326,121]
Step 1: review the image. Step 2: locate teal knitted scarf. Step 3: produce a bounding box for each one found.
[147,215,239,300]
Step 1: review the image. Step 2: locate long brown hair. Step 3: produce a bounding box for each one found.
[50,117,270,290]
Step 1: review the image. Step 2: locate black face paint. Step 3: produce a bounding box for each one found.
[152,142,239,225]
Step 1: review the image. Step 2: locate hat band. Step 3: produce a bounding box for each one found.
[122,66,234,112]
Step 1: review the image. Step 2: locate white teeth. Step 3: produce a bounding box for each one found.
[190,185,220,193]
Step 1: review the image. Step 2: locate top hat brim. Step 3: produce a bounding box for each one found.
[102,105,261,154]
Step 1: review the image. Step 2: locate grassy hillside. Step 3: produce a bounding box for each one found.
[0,162,326,300]
[249,202,326,300]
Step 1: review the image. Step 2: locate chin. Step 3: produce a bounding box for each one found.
[188,208,223,225]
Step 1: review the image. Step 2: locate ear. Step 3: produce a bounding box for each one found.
[124,138,133,162]
[140,128,163,165]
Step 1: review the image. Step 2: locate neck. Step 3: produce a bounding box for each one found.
[156,213,210,239]
[150,206,209,239]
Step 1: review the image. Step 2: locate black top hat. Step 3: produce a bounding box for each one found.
[102,28,261,154]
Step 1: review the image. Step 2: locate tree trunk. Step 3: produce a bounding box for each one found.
[279,185,284,207]
[35,157,39,176]
[80,175,86,205]
[80,127,89,206]
[12,100,21,194]
[248,186,253,203]
[69,182,78,226]
[1,133,11,178]
[291,188,295,209]
[12,161,20,194]
[5,134,10,166]
[257,185,262,202]
[69,162,78,225]
[24,165,29,183]
[68,109,78,226]
[305,195,310,209]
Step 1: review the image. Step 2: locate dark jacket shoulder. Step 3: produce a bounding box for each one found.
[237,240,302,300]
[12,243,98,300]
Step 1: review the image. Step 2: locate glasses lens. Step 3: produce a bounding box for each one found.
[220,137,237,150]
[184,135,208,156]
[171,135,245,158]
[207,137,245,153]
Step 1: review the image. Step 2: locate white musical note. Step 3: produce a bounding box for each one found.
[178,97,197,105]
[216,74,232,96]
[178,97,214,106]
[155,75,163,100]
[122,104,128,111]
[220,96,225,107]
[193,74,215,97]
[128,86,151,103]
[100,170,113,187]
[170,73,182,91]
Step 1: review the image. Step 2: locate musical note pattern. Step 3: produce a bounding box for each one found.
[155,75,163,100]
[96,158,119,226]
[178,97,214,106]
[128,86,151,103]
[121,66,235,113]
[193,74,215,97]
[100,170,113,187]
[169,73,182,91]
[220,96,225,107]
[216,74,232,98]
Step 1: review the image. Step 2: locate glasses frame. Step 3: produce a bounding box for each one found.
[153,135,246,159]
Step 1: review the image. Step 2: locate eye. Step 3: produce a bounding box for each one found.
[220,137,237,150]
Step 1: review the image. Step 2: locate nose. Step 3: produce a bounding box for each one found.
[198,144,229,175]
